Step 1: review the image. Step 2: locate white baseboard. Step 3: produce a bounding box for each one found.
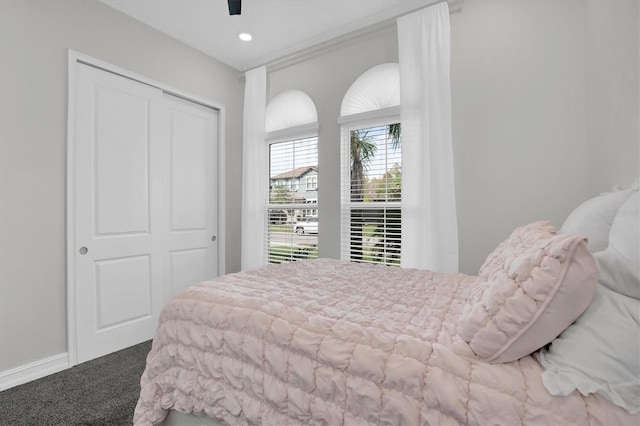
[0,352,69,392]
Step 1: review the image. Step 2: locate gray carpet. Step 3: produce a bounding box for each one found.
[0,340,152,426]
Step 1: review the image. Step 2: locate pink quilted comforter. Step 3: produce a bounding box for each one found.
[134,259,637,425]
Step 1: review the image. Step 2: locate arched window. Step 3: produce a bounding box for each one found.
[265,90,319,264]
[266,90,318,133]
[340,63,400,116]
[339,64,402,266]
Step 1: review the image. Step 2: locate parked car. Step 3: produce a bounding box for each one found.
[295,216,318,235]
[269,209,288,224]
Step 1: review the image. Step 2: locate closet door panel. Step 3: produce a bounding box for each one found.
[169,108,208,230]
[163,94,218,298]
[94,255,152,329]
[74,64,164,364]
[94,88,151,235]
[169,248,208,296]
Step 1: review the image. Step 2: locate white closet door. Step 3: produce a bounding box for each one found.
[74,64,164,363]
[163,94,218,297]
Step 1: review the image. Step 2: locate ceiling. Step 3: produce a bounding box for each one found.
[101,0,438,71]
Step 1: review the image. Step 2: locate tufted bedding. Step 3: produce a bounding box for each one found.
[133,258,638,425]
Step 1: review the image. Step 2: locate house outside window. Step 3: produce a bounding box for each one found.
[270,165,318,208]
[267,136,318,264]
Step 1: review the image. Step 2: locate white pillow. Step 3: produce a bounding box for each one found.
[539,285,640,414]
[560,189,634,253]
[594,192,639,299]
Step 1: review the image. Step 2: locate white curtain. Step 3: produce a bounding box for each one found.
[398,2,459,272]
[241,66,267,270]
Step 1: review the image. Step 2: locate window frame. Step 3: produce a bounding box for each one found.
[306,175,318,191]
[340,110,401,266]
[265,123,319,265]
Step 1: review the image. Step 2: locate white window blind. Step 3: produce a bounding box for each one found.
[267,136,318,264]
[341,121,401,266]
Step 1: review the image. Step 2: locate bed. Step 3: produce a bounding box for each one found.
[134,189,639,425]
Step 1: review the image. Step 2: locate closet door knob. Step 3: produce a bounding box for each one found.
[79,247,88,255]
[211,235,217,242]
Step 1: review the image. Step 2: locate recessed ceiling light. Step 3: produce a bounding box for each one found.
[238,33,253,42]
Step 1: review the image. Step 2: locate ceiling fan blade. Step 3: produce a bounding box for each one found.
[228,0,241,15]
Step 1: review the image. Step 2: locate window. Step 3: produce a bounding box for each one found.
[342,120,401,266]
[267,136,318,264]
[265,90,319,265]
[306,175,318,190]
[340,63,401,266]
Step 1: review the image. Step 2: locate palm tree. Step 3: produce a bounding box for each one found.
[350,129,376,202]
[350,124,400,202]
[388,123,401,151]
[349,130,376,261]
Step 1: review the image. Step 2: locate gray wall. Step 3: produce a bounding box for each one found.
[451,0,591,273]
[586,0,639,194]
[0,0,243,371]
[454,0,638,271]
[268,0,639,275]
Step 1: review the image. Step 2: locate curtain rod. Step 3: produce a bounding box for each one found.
[238,0,463,79]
